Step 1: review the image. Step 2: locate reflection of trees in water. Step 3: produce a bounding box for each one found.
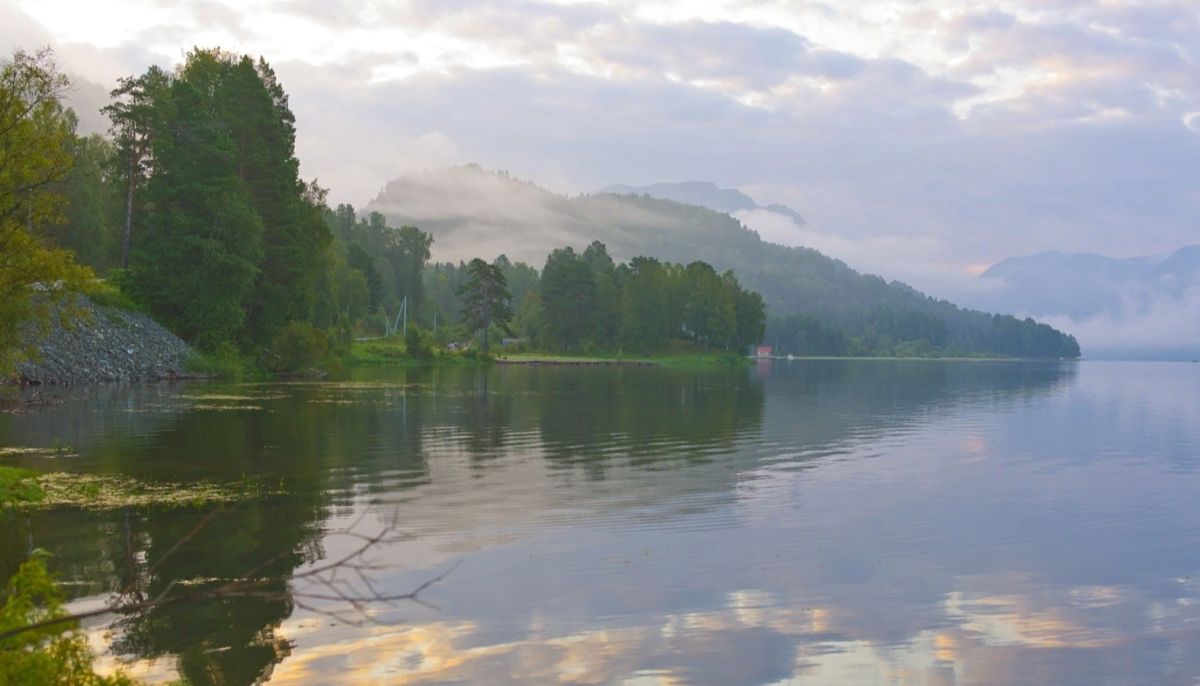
[0,361,1082,685]
[0,378,437,685]
[523,367,765,478]
[107,502,313,685]
[0,502,312,685]
[0,382,189,453]
[456,367,514,465]
[759,360,1078,449]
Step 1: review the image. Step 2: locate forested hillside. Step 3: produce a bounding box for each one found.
[0,48,765,374]
[368,166,1081,358]
[3,48,1077,371]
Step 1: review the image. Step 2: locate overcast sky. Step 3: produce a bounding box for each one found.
[3,0,1198,296]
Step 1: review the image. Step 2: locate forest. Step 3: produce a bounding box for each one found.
[369,167,1084,360]
[1,46,1077,377]
[0,47,765,374]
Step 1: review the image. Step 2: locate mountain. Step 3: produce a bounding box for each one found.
[967,246,1200,360]
[365,165,1079,358]
[601,181,806,226]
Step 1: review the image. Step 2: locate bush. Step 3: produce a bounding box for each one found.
[185,341,245,379]
[269,321,328,372]
[405,326,431,360]
[84,278,143,312]
[1,552,139,685]
[335,312,355,354]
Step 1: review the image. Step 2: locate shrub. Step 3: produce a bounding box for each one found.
[333,312,355,355]
[270,321,327,372]
[1,552,139,685]
[405,326,431,360]
[185,341,245,379]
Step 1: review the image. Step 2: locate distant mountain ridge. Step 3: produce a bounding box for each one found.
[365,165,1079,358]
[977,246,1200,319]
[601,181,806,226]
[966,246,1200,360]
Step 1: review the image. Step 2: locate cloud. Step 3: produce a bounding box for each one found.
[735,208,1006,300]
[1040,287,1200,359]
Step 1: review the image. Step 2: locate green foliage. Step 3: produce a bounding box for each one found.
[269,321,327,372]
[1,552,139,685]
[0,48,95,376]
[0,466,44,506]
[387,225,433,314]
[405,326,432,360]
[116,50,332,352]
[346,242,384,309]
[457,258,513,354]
[620,257,673,353]
[371,172,1081,359]
[330,311,355,356]
[539,247,596,351]
[348,336,413,364]
[43,133,122,272]
[82,279,142,313]
[103,64,170,270]
[533,244,764,355]
[767,304,1080,359]
[125,58,264,351]
[418,242,767,358]
[767,314,849,356]
[184,342,247,379]
[680,262,736,348]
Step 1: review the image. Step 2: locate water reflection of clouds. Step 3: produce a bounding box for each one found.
[256,570,1200,685]
[31,362,1200,684]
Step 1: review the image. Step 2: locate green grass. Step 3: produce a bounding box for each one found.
[345,336,486,366]
[0,466,45,505]
[497,340,750,366]
[345,336,755,367]
[83,279,145,313]
[184,343,256,380]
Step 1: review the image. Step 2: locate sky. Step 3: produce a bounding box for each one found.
[3,0,1199,302]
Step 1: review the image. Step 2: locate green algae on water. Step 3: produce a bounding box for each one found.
[0,466,277,509]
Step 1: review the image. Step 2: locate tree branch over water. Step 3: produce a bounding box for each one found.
[0,507,456,643]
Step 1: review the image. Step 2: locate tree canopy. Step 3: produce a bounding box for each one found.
[457,258,513,353]
[0,49,93,375]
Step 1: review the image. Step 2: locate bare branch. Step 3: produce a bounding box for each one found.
[0,518,457,644]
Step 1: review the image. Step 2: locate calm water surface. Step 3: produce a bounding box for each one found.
[2,360,1199,685]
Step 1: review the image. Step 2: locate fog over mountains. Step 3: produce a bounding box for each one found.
[965,247,1200,360]
[601,181,807,228]
[365,165,1080,359]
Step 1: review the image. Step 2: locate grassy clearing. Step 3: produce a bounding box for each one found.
[346,336,750,367]
[345,336,484,366]
[498,340,750,367]
[0,466,276,509]
[182,342,271,380]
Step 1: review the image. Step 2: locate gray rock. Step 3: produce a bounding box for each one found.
[16,295,194,385]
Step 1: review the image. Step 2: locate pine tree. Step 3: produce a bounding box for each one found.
[539,247,596,351]
[129,72,263,350]
[457,258,512,354]
[103,65,169,268]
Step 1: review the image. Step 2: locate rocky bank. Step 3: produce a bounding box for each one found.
[16,296,193,385]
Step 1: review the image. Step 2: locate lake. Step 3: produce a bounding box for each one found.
[2,360,1199,685]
